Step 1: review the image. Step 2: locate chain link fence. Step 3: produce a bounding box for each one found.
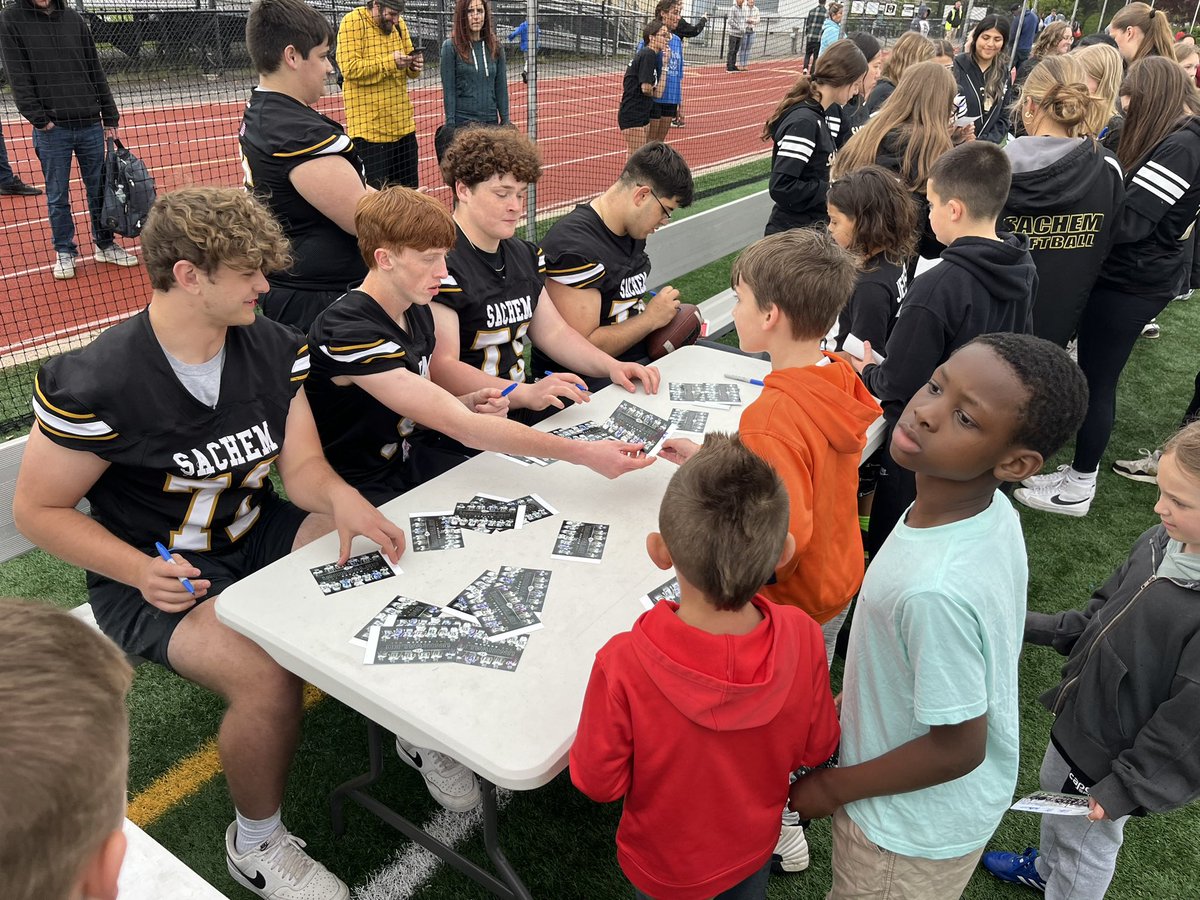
[0,0,932,435]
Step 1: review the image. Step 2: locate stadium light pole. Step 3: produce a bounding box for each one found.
[525,0,539,242]
[1192,0,1200,31]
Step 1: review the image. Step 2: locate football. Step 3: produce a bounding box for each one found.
[645,305,704,361]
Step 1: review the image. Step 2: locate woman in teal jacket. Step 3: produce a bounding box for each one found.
[440,0,509,128]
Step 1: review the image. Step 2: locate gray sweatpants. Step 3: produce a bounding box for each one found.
[1035,741,1129,899]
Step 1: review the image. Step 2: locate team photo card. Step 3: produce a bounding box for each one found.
[668,408,709,433]
[496,565,552,612]
[1010,791,1092,816]
[638,576,681,610]
[310,551,400,595]
[453,494,527,533]
[409,512,465,552]
[456,627,528,672]
[350,595,476,647]
[601,400,672,454]
[364,618,464,665]
[552,520,609,563]
[511,493,558,526]
[668,382,742,407]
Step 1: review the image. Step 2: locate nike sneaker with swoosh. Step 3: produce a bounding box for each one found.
[225,822,349,900]
[1014,472,1095,518]
[396,736,482,811]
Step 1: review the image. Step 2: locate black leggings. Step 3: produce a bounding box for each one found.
[1072,285,1171,473]
[1185,370,1200,425]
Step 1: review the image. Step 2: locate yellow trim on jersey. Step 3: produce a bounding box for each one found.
[34,378,98,420]
[290,372,310,382]
[36,420,119,441]
[296,344,309,356]
[329,339,386,352]
[545,262,598,274]
[273,135,339,158]
[356,351,408,364]
[439,286,464,293]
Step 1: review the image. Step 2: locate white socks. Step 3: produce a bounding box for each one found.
[1066,467,1098,488]
[234,808,282,855]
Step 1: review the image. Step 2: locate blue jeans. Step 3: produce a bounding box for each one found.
[739,31,755,67]
[32,122,113,255]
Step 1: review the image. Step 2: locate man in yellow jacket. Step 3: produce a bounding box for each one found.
[337,0,424,187]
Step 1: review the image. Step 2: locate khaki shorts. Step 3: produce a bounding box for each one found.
[828,807,983,900]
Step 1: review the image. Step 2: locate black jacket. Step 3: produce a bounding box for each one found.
[1002,136,1125,346]
[874,129,943,260]
[861,234,1036,422]
[673,15,707,39]
[765,99,835,234]
[1098,117,1200,300]
[0,0,118,129]
[865,78,895,115]
[1026,525,1200,820]
[953,52,1010,144]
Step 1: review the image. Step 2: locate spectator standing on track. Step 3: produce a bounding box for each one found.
[647,0,707,134]
[740,0,761,69]
[803,0,827,74]
[1009,3,1041,70]
[726,0,749,73]
[506,18,540,83]
[821,3,845,57]
[440,0,509,133]
[0,0,140,281]
[240,0,370,332]
[0,122,41,196]
[336,0,424,189]
[620,22,670,156]
[946,0,964,42]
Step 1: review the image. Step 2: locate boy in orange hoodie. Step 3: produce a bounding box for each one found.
[662,228,879,874]
[571,434,840,900]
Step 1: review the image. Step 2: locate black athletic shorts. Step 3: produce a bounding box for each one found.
[652,102,679,119]
[618,108,654,130]
[87,492,309,670]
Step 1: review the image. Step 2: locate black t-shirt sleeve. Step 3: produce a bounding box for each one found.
[769,112,824,214]
[636,48,659,87]
[253,102,356,178]
[844,282,895,351]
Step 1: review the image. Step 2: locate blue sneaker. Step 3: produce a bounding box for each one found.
[982,847,1047,892]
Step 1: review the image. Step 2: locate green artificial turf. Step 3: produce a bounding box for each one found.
[4,235,1200,899]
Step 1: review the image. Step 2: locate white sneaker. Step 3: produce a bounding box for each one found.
[225,823,349,900]
[52,251,76,280]
[772,816,810,874]
[1014,473,1095,518]
[1141,319,1161,339]
[1021,464,1069,491]
[94,244,139,267]
[1113,449,1161,484]
[395,737,482,812]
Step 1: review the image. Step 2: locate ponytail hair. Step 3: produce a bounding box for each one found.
[762,40,868,141]
[1110,2,1175,62]
[882,32,934,84]
[1014,55,1094,138]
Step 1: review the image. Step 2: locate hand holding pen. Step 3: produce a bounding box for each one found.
[142,542,208,612]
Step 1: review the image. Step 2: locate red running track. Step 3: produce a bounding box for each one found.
[0,58,802,355]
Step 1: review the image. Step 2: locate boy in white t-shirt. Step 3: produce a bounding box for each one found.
[789,333,1089,899]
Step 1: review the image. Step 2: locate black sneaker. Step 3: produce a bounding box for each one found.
[0,177,42,196]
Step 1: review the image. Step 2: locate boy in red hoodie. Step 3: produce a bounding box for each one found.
[661,229,878,874]
[571,433,840,900]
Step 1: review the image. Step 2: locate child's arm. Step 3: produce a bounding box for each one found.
[859,294,948,404]
[768,114,827,216]
[569,657,634,803]
[789,715,987,819]
[1025,546,1137,654]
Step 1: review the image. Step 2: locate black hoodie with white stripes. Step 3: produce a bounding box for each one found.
[1100,117,1200,300]
[765,98,837,234]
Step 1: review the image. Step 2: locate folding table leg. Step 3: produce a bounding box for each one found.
[482,779,533,900]
[329,717,386,837]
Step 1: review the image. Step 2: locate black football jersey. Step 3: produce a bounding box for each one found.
[435,226,544,382]
[239,89,368,291]
[306,290,436,487]
[534,203,652,371]
[32,311,308,554]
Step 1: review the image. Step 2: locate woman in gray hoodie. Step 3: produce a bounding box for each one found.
[440,0,509,129]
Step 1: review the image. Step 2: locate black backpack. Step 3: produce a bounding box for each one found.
[101,137,157,237]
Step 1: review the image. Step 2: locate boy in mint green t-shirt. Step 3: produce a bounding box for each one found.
[789,333,1089,898]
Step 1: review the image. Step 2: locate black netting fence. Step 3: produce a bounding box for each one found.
[0,0,950,436]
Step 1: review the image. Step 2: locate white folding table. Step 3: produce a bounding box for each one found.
[216,345,885,898]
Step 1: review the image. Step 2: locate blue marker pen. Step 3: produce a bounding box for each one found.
[543,371,588,391]
[725,372,765,387]
[500,382,518,397]
[155,541,196,596]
